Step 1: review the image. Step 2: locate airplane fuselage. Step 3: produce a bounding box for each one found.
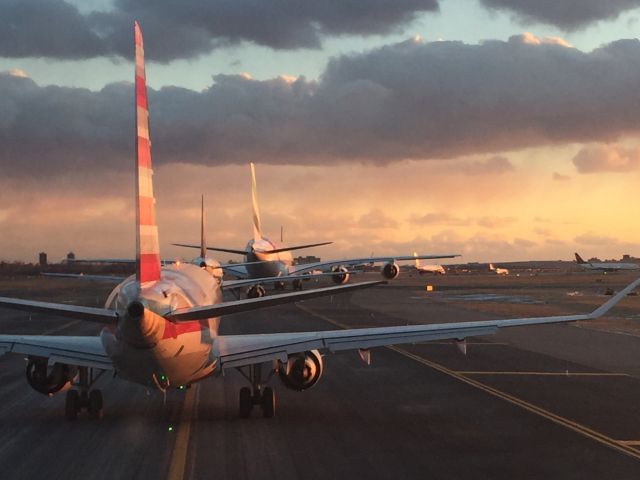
[244,237,293,278]
[580,262,639,272]
[100,263,223,389]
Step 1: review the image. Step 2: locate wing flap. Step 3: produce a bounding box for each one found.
[0,335,113,370]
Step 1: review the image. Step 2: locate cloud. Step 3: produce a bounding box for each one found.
[552,172,571,181]
[514,237,536,248]
[357,209,399,228]
[459,155,515,175]
[0,0,439,61]
[572,145,640,173]
[575,232,619,245]
[479,0,640,30]
[410,213,469,226]
[4,37,640,175]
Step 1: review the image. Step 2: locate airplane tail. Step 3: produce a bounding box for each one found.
[489,263,495,271]
[134,22,161,285]
[200,194,206,259]
[250,162,262,243]
[574,252,586,264]
[414,252,420,268]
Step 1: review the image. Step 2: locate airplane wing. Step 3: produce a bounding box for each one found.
[0,335,113,370]
[167,281,384,321]
[222,270,359,290]
[290,254,461,274]
[219,264,249,278]
[42,273,127,282]
[214,275,640,369]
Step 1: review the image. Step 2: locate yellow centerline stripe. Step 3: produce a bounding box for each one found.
[167,384,199,480]
[297,304,640,462]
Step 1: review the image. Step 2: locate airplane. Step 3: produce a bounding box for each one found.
[175,163,461,297]
[489,263,510,275]
[1,23,639,422]
[414,252,446,275]
[574,252,640,272]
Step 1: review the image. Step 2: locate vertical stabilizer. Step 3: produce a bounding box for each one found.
[414,251,420,269]
[574,252,586,264]
[200,194,206,259]
[250,162,262,242]
[134,22,161,284]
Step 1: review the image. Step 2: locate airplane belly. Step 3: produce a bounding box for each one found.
[101,327,217,389]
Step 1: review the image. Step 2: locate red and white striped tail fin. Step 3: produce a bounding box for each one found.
[134,21,161,284]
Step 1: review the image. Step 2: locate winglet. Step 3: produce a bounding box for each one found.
[250,162,262,242]
[575,252,586,264]
[134,21,161,285]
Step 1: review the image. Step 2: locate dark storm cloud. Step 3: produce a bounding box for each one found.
[0,0,438,61]
[4,35,640,175]
[479,0,640,30]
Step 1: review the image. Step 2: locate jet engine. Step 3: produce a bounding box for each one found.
[381,261,400,279]
[331,265,350,284]
[26,358,77,396]
[278,350,324,391]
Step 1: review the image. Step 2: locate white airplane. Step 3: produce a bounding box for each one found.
[175,163,460,296]
[489,263,510,275]
[414,252,446,275]
[575,252,639,272]
[1,23,639,421]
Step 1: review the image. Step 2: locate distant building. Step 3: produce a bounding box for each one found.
[38,252,47,266]
[294,255,320,265]
[66,252,76,262]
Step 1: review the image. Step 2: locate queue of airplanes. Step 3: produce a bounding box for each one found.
[0,23,638,421]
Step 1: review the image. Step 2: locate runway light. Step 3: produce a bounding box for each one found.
[425,285,434,292]
[168,425,174,432]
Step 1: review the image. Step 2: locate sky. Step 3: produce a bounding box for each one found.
[2,0,640,264]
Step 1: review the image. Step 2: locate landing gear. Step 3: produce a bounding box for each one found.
[64,367,104,421]
[247,285,266,299]
[236,363,276,418]
[274,281,286,291]
[292,279,303,291]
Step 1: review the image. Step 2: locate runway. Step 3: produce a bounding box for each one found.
[1,273,639,479]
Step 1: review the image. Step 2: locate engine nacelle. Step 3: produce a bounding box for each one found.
[331,265,350,284]
[278,350,324,391]
[381,261,400,279]
[26,358,77,396]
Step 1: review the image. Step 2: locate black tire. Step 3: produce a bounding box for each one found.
[239,387,252,418]
[88,390,104,420]
[65,390,79,421]
[292,279,302,291]
[261,387,276,418]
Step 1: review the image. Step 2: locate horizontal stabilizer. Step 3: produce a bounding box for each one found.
[259,241,333,254]
[167,280,385,321]
[0,297,118,323]
[173,243,247,256]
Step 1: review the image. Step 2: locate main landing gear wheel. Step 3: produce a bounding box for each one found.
[237,363,277,418]
[65,390,79,421]
[88,390,104,419]
[292,279,303,291]
[247,285,266,299]
[261,387,276,418]
[239,387,252,418]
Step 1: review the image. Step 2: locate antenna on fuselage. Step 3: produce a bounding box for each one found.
[134,21,161,287]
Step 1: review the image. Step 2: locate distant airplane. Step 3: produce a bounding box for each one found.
[574,252,640,272]
[489,263,509,275]
[414,252,446,275]
[175,163,460,296]
[2,23,638,421]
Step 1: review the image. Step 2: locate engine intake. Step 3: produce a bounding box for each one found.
[331,265,350,284]
[26,358,76,396]
[381,262,400,279]
[278,350,324,391]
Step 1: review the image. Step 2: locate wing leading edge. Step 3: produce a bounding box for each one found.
[214,275,640,369]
